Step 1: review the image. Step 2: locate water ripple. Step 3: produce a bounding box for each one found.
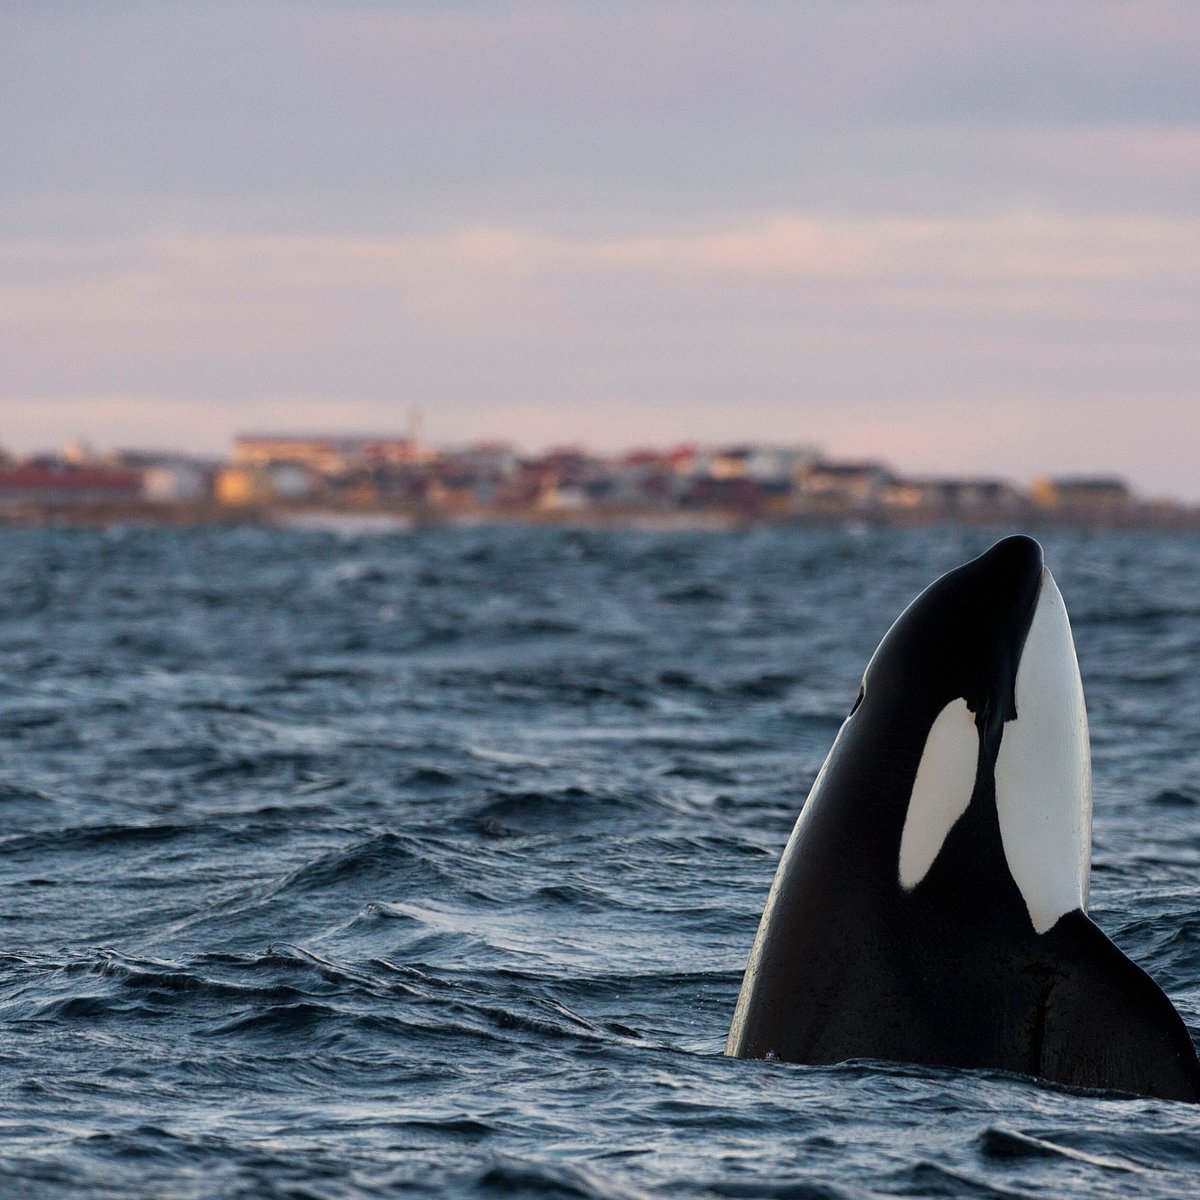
[3,525,1200,1197]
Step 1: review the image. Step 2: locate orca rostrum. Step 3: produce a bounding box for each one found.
[726,535,1200,1102]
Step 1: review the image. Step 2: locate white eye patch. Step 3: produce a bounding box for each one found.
[898,697,980,890]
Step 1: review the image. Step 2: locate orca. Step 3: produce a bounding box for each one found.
[726,534,1200,1102]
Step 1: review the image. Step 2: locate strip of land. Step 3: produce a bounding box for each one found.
[2,436,1196,530]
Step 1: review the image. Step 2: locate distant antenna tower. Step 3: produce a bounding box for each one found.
[408,405,423,448]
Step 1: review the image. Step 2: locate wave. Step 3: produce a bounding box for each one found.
[1,823,194,855]
[976,1127,1139,1171]
[475,1157,655,1200]
[471,787,641,837]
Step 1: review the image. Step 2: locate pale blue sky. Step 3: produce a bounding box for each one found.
[2,2,1198,496]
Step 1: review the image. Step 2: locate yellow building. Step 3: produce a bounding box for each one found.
[215,466,274,504]
[233,434,424,474]
[1032,476,1131,511]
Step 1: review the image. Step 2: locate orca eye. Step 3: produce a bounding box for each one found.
[849,685,865,716]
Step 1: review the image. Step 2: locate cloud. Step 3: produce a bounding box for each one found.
[3,1,1199,226]
[2,4,1198,496]
[2,210,1196,325]
[2,210,1196,406]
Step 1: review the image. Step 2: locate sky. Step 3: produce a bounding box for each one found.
[2,1,1199,497]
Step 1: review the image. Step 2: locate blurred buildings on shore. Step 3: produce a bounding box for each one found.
[0,431,1191,529]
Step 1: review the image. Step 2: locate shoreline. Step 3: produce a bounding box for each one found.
[3,497,1200,533]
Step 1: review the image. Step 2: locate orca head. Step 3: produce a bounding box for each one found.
[847,535,1091,934]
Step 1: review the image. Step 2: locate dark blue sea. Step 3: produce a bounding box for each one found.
[4,522,1200,1198]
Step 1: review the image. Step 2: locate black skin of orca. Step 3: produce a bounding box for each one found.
[726,535,1200,1102]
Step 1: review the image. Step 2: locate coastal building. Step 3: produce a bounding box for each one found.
[508,446,610,509]
[142,462,211,502]
[425,443,519,509]
[440,442,519,480]
[0,463,143,506]
[880,477,1025,517]
[694,444,818,484]
[1031,476,1132,512]
[537,483,590,511]
[699,446,754,479]
[608,451,684,507]
[215,464,313,504]
[662,444,700,476]
[233,434,425,475]
[684,475,771,514]
[797,461,894,512]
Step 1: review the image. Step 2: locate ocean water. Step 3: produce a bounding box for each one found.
[3,522,1200,1199]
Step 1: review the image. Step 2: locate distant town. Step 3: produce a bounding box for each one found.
[1,433,1197,530]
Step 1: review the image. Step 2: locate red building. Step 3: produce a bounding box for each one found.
[0,464,144,505]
